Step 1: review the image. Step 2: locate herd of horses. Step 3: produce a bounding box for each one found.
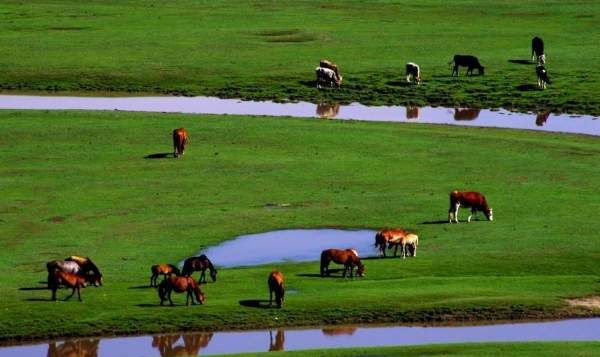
[44,190,492,306]
[316,36,550,89]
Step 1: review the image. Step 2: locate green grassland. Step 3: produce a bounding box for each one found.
[0,1,599,114]
[221,342,600,357]
[0,110,598,343]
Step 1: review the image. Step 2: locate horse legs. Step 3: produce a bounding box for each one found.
[269,287,273,306]
[199,270,206,284]
[467,208,476,223]
[150,273,156,287]
[77,286,82,301]
[51,285,57,301]
[65,287,77,300]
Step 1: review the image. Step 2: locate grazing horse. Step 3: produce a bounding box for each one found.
[375,228,409,257]
[405,62,421,84]
[268,271,285,308]
[450,55,485,76]
[387,233,419,259]
[448,190,493,223]
[158,275,205,306]
[65,255,103,286]
[532,36,544,63]
[46,260,102,288]
[172,128,189,158]
[182,255,218,283]
[152,333,213,356]
[49,271,88,301]
[319,59,342,81]
[150,264,181,287]
[316,67,341,88]
[320,249,364,278]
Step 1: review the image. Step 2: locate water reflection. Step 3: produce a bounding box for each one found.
[536,111,551,126]
[322,327,357,336]
[454,108,481,120]
[47,338,99,357]
[316,103,340,118]
[268,330,285,351]
[152,333,213,356]
[406,105,420,120]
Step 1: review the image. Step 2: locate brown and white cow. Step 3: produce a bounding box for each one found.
[448,190,493,223]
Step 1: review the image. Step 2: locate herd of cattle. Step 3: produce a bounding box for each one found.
[316,36,551,89]
[45,190,492,308]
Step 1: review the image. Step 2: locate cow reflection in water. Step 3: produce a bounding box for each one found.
[406,106,420,120]
[316,103,340,119]
[47,338,99,357]
[454,108,481,120]
[152,333,213,356]
[269,329,285,351]
[322,327,357,336]
[536,111,550,126]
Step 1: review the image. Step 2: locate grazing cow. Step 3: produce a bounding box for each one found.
[536,65,551,89]
[150,263,181,287]
[172,128,188,158]
[405,62,421,84]
[319,59,342,81]
[450,55,485,76]
[532,37,544,63]
[387,233,419,259]
[448,190,493,223]
[268,271,285,308]
[316,67,341,88]
[454,108,481,120]
[374,228,409,257]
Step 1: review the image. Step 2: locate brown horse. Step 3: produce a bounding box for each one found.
[173,128,189,158]
[65,255,103,286]
[320,249,364,278]
[374,228,409,257]
[182,255,217,283]
[268,271,285,308]
[158,275,205,306]
[47,338,99,357]
[152,333,213,356]
[269,329,285,351]
[150,264,181,287]
[49,271,89,301]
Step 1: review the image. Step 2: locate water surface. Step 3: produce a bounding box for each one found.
[0,95,597,136]
[198,229,377,268]
[2,318,599,356]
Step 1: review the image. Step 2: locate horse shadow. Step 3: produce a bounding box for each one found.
[239,299,276,309]
[508,59,535,65]
[25,298,53,302]
[386,80,412,87]
[136,303,164,308]
[144,153,174,159]
[421,220,448,225]
[298,80,316,88]
[19,286,49,291]
[296,269,348,279]
[128,285,153,290]
[517,84,537,91]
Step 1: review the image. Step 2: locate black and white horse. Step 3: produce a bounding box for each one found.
[405,62,421,84]
[536,65,551,89]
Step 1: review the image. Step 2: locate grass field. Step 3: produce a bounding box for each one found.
[0,110,598,343]
[220,342,600,357]
[0,1,599,114]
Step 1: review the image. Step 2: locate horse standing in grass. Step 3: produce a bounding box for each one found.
[150,264,181,287]
[182,255,218,283]
[65,255,103,286]
[387,233,419,259]
[47,260,102,288]
[375,228,409,257]
[268,271,285,308]
[49,271,90,301]
[158,275,205,306]
[320,249,364,278]
[173,128,188,158]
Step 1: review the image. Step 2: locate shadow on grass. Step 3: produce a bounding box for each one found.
[517,84,538,91]
[129,285,153,290]
[136,303,164,308]
[25,298,53,302]
[386,80,413,87]
[508,59,534,65]
[19,286,49,291]
[144,153,174,159]
[421,220,448,225]
[298,80,316,88]
[239,299,278,309]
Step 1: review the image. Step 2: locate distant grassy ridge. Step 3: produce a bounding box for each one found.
[0,1,599,113]
[0,109,598,342]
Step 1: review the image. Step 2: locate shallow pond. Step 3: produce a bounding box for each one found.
[0,95,598,136]
[197,229,377,268]
[1,318,599,356]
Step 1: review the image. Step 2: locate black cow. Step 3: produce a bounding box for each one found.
[531,37,544,63]
[536,65,551,89]
[450,55,484,76]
